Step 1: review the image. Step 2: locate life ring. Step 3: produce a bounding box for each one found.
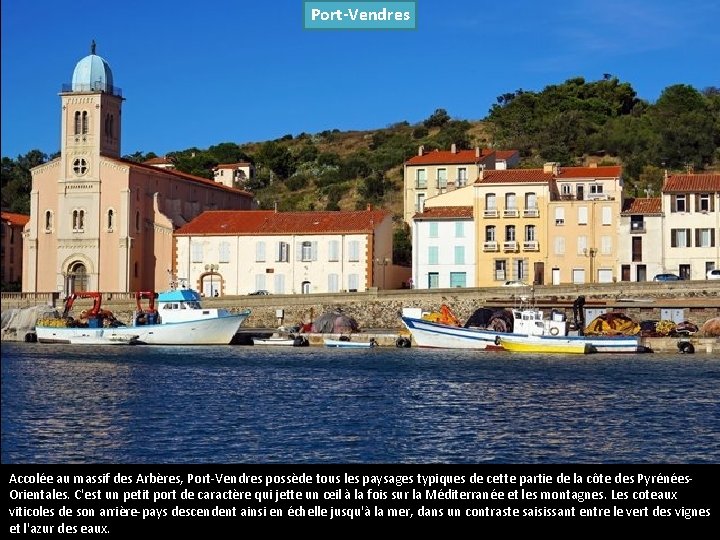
[549,327,559,336]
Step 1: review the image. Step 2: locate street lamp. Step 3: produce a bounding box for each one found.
[204,264,219,296]
[375,257,390,289]
[583,248,597,283]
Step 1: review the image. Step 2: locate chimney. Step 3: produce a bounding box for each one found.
[475,146,480,158]
[479,165,485,180]
[418,145,424,156]
[451,143,457,154]
[366,203,372,211]
[543,162,560,175]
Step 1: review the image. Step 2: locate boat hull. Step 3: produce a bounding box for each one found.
[34,327,140,345]
[36,313,249,346]
[498,335,593,354]
[400,317,498,349]
[402,316,645,353]
[324,338,376,348]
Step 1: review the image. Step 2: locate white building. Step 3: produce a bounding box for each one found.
[618,198,664,281]
[661,172,720,279]
[411,206,475,289]
[212,162,255,188]
[174,209,395,295]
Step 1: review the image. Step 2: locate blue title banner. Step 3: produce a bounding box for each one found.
[303,1,417,30]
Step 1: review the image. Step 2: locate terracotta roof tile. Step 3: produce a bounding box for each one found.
[175,209,391,236]
[663,173,720,193]
[143,157,173,165]
[476,169,552,183]
[214,162,252,169]
[406,149,496,166]
[555,166,622,178]
[495,150,519,160]
[621,197,662,214]
[1,211,30,226]
[112,157,255,199]
[413,206,473,220]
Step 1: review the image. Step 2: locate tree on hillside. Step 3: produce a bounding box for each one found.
[1,150,49,214]
[638,165,665,197]
[423,108,451,128]
[255,141,296,179]
[123,151,158,163]
[168,149,215,179]
[207,142,252,164]
[646,84,718,169]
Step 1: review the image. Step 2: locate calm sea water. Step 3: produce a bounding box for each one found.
[2,342,719,464]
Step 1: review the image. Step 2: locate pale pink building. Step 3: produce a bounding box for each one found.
[23,44,256,294]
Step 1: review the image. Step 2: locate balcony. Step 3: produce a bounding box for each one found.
[483,241,499,252]
[503,208,519,218]
[523,208,539,217]
[503,241,519,252]
[587,193,608,200]
[523,241,539,251]
[555,219,565,226]
[483,209,499,218]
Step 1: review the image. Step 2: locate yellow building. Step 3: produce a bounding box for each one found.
[473,163,624,286]
[23,44,255,294]
[474,168,553,285]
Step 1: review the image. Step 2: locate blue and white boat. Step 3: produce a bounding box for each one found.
[35,287,251,346]
[401,305,646,353]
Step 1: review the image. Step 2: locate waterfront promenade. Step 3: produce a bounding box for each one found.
[2,281,718,352]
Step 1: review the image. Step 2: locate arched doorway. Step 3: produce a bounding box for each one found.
[301,281,311,294]
[67,262,89,293]
[201,272,221,297]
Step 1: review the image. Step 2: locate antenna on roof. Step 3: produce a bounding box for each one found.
[91,40,96,55]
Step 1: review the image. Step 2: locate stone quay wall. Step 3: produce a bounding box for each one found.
[4,281,719,331]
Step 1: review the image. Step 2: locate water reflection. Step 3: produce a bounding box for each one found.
[2,343,719,464]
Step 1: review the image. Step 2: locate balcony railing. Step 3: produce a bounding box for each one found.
[483,241,499,252]
[630,222,646,233]
[523,241,539,251]
[523,208,539,217]
[503,208,519,218]
[484,209,498,218]
[503,241,519,252]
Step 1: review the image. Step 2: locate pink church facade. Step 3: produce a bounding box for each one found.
[23,44,255,294]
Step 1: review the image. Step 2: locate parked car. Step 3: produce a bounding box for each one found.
[248,290,270,295]
[652,273,681,281]
[707,269,720,280]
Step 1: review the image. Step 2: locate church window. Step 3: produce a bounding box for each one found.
[73,158,87,176]
[82,111,88,134]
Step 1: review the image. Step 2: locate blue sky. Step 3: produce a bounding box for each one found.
[2,0,719,159]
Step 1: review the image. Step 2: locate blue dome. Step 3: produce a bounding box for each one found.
[71,43,114,92]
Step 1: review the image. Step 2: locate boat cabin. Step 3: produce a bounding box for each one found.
[511,307,567,337]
